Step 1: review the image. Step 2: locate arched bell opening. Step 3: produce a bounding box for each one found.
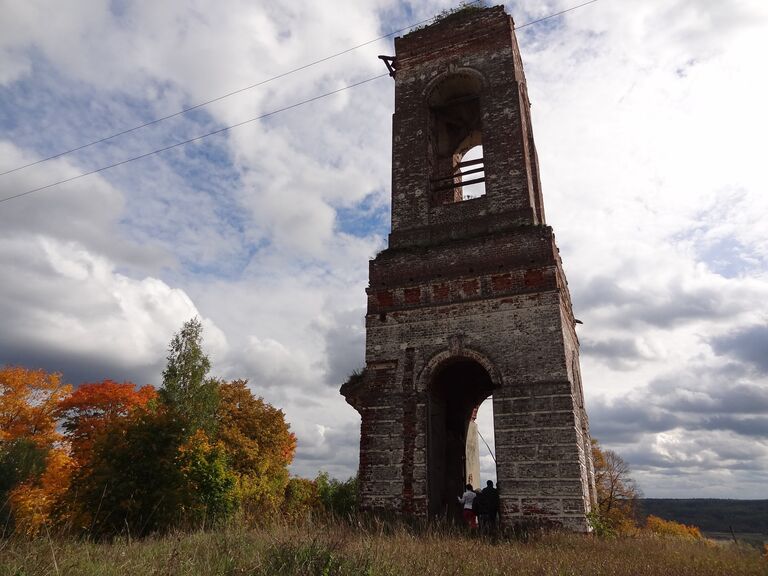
[426,357,496,520]
[426,72,486,206]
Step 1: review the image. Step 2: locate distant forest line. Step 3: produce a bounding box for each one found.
[639,499,768,534]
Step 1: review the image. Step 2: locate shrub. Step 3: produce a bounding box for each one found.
[7,447,74,536]
[645,514,702,539]
[283,477,321,521]
[587,510,616,538]
[316,473,358,517]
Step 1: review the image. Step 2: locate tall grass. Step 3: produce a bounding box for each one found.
[1,517,765,576]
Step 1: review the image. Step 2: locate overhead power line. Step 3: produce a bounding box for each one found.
[0,0,602,204]
[0,0,599,178]
[0,0,482,178]
[0,74,389,205]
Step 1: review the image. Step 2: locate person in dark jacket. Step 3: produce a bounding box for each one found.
[480,480,499,532]
[474,487,487,530]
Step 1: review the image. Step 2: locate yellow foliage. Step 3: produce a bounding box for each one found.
[178,428,213,459]
[645,515,702,540]
[216,380,296,477]
[283,477,321,521]
[176,428,238,523]
[591,439,640,532]
[613,516,641,537]
[9,448,74,536]
[236,468,290,522]
[215,380,296,522]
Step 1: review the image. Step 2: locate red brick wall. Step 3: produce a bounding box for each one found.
[342,5,594,532]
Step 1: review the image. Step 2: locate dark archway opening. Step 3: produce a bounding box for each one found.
[427,358,495,520]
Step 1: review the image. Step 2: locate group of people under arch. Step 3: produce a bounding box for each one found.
[458,480,499,532]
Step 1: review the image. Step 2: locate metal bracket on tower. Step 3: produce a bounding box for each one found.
[378,55,397,78]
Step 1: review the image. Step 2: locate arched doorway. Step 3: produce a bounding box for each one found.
[427,358,496,519]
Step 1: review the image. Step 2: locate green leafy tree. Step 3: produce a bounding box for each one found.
[315,472,358,517]
[69,321,244,536]
[160,318,219,434]
[71,406,239,537]
[69,407,189,537]
[177,429,238,525]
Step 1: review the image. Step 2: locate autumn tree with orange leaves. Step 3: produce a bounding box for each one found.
[7,448,75,536]
[66,319,237,536]
[1,319,298,538]
[0,366,72,534]
[67,320,297,536]
[58,380,157,463]
[0,366,71,447]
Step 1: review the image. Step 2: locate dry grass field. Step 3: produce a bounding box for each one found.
[1,519,766,576]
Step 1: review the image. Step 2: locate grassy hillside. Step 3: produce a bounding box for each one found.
[1,520,766,576]
[640,499,768,534]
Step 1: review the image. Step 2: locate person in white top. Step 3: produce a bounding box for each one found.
[457,483,478,528]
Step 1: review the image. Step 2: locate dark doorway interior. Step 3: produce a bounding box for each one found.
[427,359,495,519]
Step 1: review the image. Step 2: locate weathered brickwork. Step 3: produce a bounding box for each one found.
[341,6,596,531]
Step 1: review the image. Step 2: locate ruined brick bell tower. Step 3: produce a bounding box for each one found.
[342,5,596,531]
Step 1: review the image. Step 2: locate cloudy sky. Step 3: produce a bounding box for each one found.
[1,0,766,499]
